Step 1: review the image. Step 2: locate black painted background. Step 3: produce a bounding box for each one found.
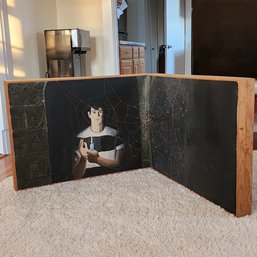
[45,77,142,182]
[149,77,238,213]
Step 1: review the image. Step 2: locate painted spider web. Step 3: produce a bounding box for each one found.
[147,78,189,176]
[54,77,142,172]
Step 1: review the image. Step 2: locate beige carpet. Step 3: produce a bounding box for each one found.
[1,154,257,257]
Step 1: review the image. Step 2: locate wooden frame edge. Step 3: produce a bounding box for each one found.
[6,74,255,214]
[236,78,255,217]
[4,80,18,190]
[4,73,253,85]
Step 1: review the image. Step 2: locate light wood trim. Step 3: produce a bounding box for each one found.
[254,132,257,150]
[4,80,17,190]
[6,74,257,84]
[254,95,257,112]
[236,78,255,217]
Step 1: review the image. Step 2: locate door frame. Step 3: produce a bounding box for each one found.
[163,0,191,74]
[145,0,164,73]
[102,0,120,75]
[0,0,11,154]
[185,0,192,74]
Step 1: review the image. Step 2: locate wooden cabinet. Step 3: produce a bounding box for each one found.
[120,60,133,75]
[120,46,132,59]
[119,44,145,75]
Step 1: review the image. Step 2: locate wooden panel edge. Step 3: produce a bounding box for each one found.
[4,80,18,190]
[4,74,147,84]
[236,78,255,217]
[5,73,250,85]
[149,73,255,82]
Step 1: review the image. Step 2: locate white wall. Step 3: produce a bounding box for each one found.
[56,0,119,76]
[6,0,58,79]
[0,0,58,155]
[33,1,58,77]
[0,0,118,156]
[4,0,119,79]
[0,11,9,154]
[101,0,119,75]
[0,0,9,154]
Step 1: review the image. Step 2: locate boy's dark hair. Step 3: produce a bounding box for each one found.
[87,105,102,113]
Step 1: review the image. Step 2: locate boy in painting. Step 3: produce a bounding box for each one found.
[72,105,124,179]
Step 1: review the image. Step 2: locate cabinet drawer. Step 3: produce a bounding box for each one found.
[120,66,133,75]
[139,58,145,73]
[138,66,144,73]
[133,59,139,66]
[132,47,139,58]
[120,46,133,59]
[133,59,139,74]
[120,59,133,68]
[139,47,145,58]
[120,59,133,74]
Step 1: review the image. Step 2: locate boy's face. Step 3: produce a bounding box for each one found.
[88,107,103,125]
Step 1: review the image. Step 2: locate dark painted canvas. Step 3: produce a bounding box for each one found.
[45,77,142,182]
[8,77,142,188]
[149,77,238,213]
[7,75,254,216]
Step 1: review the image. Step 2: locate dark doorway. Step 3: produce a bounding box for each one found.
[192,0,257,78]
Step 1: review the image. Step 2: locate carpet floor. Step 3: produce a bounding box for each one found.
[1,153,257,257]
